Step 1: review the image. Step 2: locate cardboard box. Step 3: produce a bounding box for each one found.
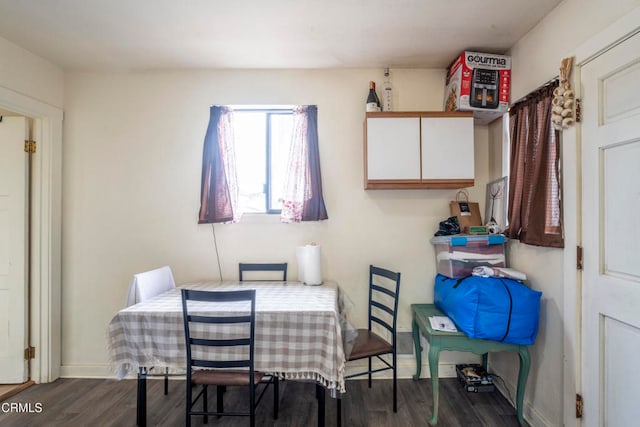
[444,51,511,125]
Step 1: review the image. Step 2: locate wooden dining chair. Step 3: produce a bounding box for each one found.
[337,265,401,425]
[238,262,288,281]
[181,288,279,427]
[126,265,178,395]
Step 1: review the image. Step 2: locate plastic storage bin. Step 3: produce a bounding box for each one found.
[431,234,506,278]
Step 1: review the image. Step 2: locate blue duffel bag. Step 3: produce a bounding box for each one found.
[434,274,542,345]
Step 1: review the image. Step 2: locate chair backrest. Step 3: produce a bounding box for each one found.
[238,263,288,281]
[181,289,256,373]
[368,265,401,344]
[125,265,176,306]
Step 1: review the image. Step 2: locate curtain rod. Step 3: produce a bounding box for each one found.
[510,76,559,108]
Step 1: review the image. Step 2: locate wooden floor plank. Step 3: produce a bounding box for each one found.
[0,377,523,426]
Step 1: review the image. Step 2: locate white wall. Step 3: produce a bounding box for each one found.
[61,68,490,376]
[492,1,640,426]
[0,36,64,108]
[510,0,640,100]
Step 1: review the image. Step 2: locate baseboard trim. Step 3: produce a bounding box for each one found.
[345,358,459,379]
[60,359,460,381]
[493,376,551,427]
[59,364,119,379]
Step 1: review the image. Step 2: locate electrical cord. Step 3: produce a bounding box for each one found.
[211,224,223,281]
[489,373,515,408]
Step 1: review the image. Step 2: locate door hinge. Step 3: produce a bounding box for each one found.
[576,245,583,270]
[24,140,37,153]
[576,393,583,418]
[24,346,35,360]
[575,99,582,123]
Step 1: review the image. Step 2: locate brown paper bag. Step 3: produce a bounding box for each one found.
[450,200,482,233]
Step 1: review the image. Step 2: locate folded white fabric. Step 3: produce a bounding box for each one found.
[436,250,504,264]
[471,266,527,281]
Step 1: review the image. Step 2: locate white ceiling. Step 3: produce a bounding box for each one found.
[0,0,562,70]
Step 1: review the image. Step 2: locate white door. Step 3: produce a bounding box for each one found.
[0,116,29,383]
[581,33,640,426]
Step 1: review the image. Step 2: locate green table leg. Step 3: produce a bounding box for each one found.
[412,318,423,380]
[428,344,440,426]
[516,347,531,426]
[410,305,531,427]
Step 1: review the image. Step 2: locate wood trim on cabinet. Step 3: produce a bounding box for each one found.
[365,179,474,190]
[365,111,473,119]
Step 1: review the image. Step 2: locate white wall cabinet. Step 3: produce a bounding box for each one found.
[364,111,474,189]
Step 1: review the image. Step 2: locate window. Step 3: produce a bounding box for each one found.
[198,105,328,224]
[234,109,293,214]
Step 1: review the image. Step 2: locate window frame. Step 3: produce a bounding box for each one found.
[232,106,294,215]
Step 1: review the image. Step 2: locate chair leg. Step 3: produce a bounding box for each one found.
[137,368,147,427]
[185,379,192,427]
[203,385,208,424]
[216,385,224,417]
[250,381,256,427]
[317,383,325,427]
[164,368,169,395]
[273,377,279,419]
[337,397,342,427]
[368,357,372,388]
[393,351,398,412]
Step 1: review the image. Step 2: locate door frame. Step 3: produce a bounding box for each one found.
[563,9,640,427]
[0,86,62,383]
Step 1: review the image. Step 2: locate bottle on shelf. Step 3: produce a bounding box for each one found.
[366,81,379,112]
[373,81,381,111]
[382,67,393,111]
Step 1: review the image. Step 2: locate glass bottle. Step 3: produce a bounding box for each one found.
[382,68,393,111]
[366,81,379,112]
[373,81,381,110]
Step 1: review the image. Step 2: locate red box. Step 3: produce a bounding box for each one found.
[444,51,511,125]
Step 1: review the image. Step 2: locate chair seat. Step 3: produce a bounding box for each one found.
[348,329,393,360]
[192,369,265,386]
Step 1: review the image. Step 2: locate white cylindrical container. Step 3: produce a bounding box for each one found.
[296,244,323,285]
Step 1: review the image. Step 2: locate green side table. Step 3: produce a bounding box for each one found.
[411,304,530,426]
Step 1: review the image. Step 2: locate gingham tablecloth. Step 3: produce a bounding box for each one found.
[107,281,350,393]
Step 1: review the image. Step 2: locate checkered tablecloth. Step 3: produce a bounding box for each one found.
[107,281,349,393]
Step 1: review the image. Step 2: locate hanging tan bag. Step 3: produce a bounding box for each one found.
[449,191,482,233]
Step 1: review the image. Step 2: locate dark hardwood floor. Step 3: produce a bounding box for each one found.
[0,377,522,426]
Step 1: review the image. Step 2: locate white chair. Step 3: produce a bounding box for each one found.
[125,265,176,307]
[125,265,177,395]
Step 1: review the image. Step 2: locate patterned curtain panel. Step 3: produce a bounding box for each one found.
[198,106,239,224]
[281,105,329,223]
[505,82,564,248]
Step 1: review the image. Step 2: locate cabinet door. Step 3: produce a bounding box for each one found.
[421,116,474,180]
[366,117,420,180]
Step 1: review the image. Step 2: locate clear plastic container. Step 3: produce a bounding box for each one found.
[430,234,506,278]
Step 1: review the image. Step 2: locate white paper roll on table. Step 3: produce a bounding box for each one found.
[296,244,323,285]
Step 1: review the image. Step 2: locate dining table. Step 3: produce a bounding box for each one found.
[107,280,355,427]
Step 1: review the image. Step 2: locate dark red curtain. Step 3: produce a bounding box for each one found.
[301,106,328,221]
[198,106,234,224]
[505,82,564,248]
